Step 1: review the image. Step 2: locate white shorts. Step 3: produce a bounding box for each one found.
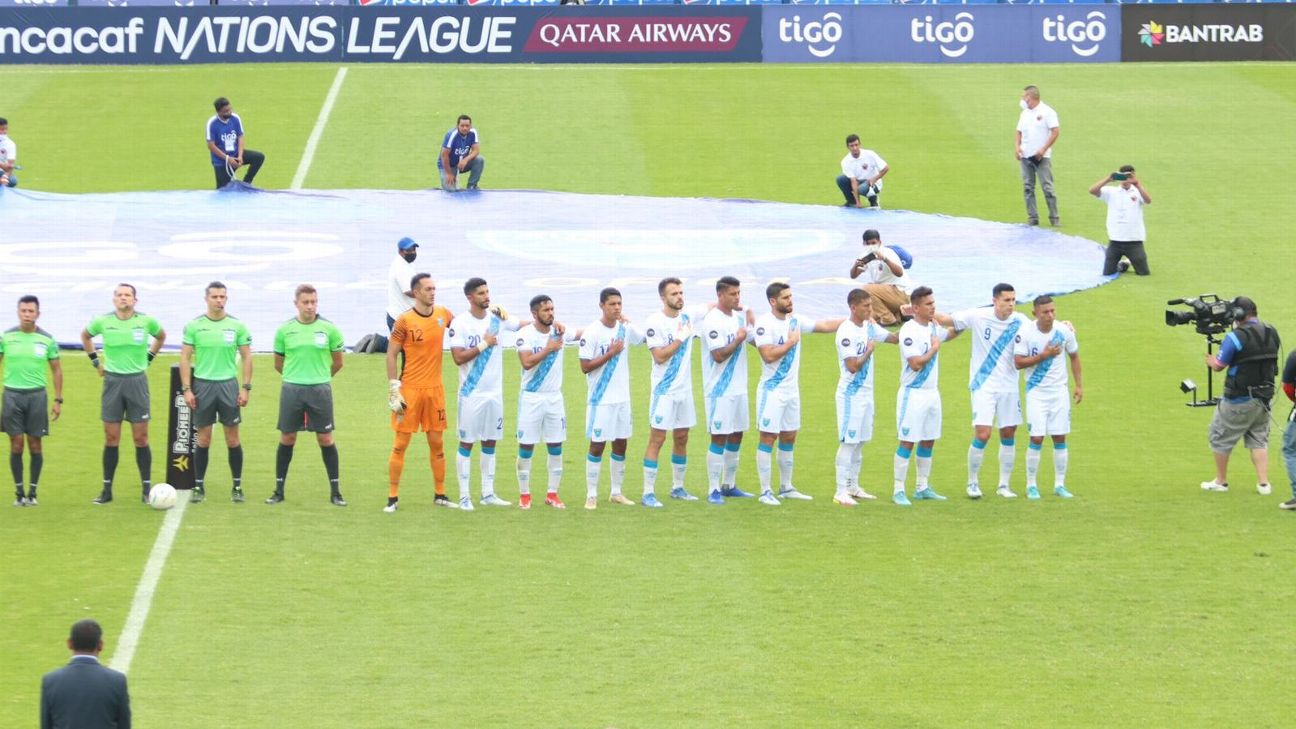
[517,392,566,445]
[836,391,875,444]
[648,390,696,431]
[705,393,749,435]
[457,393,503,443]
[896,388,942,442]
[971,389,1022,428]
[1026,388,1071,437]
[586,401,632,443]
[756,386,800,434]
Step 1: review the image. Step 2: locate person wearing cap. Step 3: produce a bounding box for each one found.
[849,229,911,327]
[1201,296,1280,497]
[387,238,419,331]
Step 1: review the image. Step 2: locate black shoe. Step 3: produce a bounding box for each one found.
[231,486,245,503]
[190,485,206,504]
[265,491,284,505]
[13,493,24,507]
[434,494,455,508]
[1050,218,1061,227]
[331,493,348,507]
[1281,498,1296,511]
[1026,219,1039,226]
[1117,261,1131,273]
[384,497,399,513]
[94,489,113,505]
[141,486,150,504]
[26,494,37,506]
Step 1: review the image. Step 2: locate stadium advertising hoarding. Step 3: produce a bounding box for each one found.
[762,5,1120,63]
[1121,5,1295,62]
[0,6,762,62]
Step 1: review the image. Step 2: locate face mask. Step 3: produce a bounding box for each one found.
[1019,99,1029,111]
[401,251,417,263]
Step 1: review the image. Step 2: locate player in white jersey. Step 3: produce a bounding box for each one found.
[893,286,961,506]
[515,294,577,510]
[579,287,646,510]
[640,277,708,507]
[833,288,900,506]
[753,282,843,505]
[700,276,758,504]
[448,277,521,510]
[1013,295,1082,499]
[938,283,1032,500]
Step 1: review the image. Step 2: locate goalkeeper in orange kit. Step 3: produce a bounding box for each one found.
[385,273,455,511]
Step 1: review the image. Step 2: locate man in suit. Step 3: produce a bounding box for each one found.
[41,619,131,729]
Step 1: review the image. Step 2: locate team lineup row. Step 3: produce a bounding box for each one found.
[0,276,1081,511]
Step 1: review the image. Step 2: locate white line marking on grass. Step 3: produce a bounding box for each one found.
[110,497,188,675]
[291,66,348,191]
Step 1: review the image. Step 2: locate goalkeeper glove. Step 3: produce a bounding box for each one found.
[388,380,407,414]
[489,304,509,321]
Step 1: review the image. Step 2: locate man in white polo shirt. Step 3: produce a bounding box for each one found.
[1014,85,1060,227]
[1089,165,1152,276]
[386,237,418,331]
[836,134,889,209]
[849,229,912,326]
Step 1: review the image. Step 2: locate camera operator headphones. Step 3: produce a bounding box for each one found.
[1230,297,1251,322]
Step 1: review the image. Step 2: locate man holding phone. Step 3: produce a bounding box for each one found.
[1089,164,1152,276]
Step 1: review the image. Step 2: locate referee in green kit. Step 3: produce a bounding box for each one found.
[81,283,166,505]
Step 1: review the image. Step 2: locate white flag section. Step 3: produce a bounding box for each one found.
[0,187,1112,350]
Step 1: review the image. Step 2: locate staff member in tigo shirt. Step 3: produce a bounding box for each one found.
[438,114,484,191]
[206,96,266,190]
[386,237,419,331]
[1089,165,1152,276]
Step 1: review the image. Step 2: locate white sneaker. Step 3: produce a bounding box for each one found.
[1257,483,1272,496]
[1200,480,1229,493]
[458,496,475,511]
[383,499,399,513]
[846,486,876,500]
[778,488,813,501]
[758,491,781,506]
[996,485,1017,499]
[480,494,512,507]
[967,484,983,500]
[833,492,857,507]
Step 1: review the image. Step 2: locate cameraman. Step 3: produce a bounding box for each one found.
[1201,297,1279,495]
[849,229,911,327]
[1281,348,1296,510]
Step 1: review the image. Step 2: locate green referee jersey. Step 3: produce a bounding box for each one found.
[86,311,162,375]
[0,326,59,389]
[274,316,343,386]
[183,314,251,381]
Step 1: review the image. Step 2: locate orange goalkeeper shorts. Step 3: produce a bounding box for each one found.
[392,386,448,434]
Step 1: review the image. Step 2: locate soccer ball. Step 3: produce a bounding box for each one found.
[148,483,178,511]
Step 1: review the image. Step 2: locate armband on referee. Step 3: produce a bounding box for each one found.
[88,352,101,367]
[147,351,157,363]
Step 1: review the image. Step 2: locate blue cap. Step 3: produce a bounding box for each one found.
[397,237,418,250]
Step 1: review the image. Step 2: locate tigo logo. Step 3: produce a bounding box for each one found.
[778,12,842,59]
[911,12,974,59]
[1042,11,1107,58]
[1139,21,1163,48]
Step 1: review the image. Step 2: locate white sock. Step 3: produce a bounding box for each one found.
[893,449,911,492]
[480,450,496,498]
[1054,445,1069,487]
[776,446,794,491]
[723,448,740,488]
[706,446,724,493]
[998,441,1016,488]
[585,456,601,499]
[547,453,563,494]
[671,455,687,490]
[850,443,864,491]
[456,449,472,500]
[1025,445,1041,488]
[610,455,626,496]
[642,459,658,497]
[915,456,932,488]
[517,454,533,495]
[756,446,773,494]
[834,443,853,495]
[967,439,986,486]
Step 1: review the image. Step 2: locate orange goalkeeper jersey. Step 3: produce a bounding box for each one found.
[391,305,453,388]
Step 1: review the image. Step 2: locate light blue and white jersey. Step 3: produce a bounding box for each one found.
[952,308,1031,393]
[898,319,949,391]
[579,320,645,406]
[516,324,573,394]
[449,310,519,398]
[753,312,816,394]
[835,320,891,401]
[645,307,705,399]
[700,307,748,400]
[1014,323,1079,393]
[205,113,244,167]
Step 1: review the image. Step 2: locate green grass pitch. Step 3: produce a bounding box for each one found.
[2,62,1295,728]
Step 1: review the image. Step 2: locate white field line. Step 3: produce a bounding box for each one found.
[290,66,348,190]
[109,497,188,675]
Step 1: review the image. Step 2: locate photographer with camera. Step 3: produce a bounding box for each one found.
[849,229,911,327]
[1201,297,1279,496]
[1089,165,1151,276]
